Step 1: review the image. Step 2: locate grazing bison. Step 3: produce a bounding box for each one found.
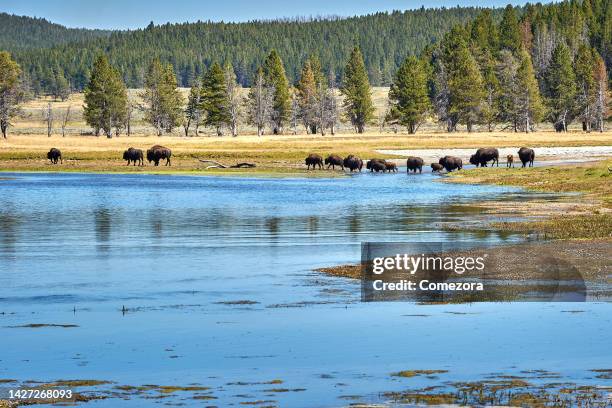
[384,162,398,173]
[325,154,344,170]
[305,154,323,170]
[406,156,424,173]
[146,145,172,166]
[506,154,514,168]
[47,148,62,164]
[430,163,444,172]
[439,156,463,172]
[470,148,499,167]
[123,147,144,166]
[518,147,535,168]
[366,159,386,173]
[343,155,363,172]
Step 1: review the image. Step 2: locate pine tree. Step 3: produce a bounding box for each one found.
[51,67,70,101]
[83,55,128,138]
[184,80,202,136]
[516,49,544,132]
[0,51,24,138]
[263,50,290,134]
[387,56,431,134]
[201,62,230,136]
[480,51,500,131]
[499,5,522,53]
[142,59,183,135]
[340,47,374,133]
[470,10,499,52]
[574,45,597,132]
[297,59,318,133]
[443,27,486,132]
[546,42,577,131]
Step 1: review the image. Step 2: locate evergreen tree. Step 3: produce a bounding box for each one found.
[546,42,577,131]
[201,62,230,136]
[443,27,486,132]
[480,51,501,131]
[184,80,202,136]
[83,55,127,138]
[0,51,24,138]
[297,59,318,133]
[574,45,597,132]
[51,66,70,101]
[142,59,183,135]
[263,50,290,134]
[499,5,522,53]
[387,56,431,134]
[516,49,544,132]
[340,47,374,133]
[470,10,498,52]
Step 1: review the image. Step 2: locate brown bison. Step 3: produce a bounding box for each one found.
[47,148,62,164]
[366,159,386,173]
[518,147,535,167]
[325,154,344,170]
[430,163,444,172]
[406,156,424,173]
[439,156,463,172]
[146,145,172,166]
[470,148,499,167]
[123,147,144,166]
[506,154,514,168]
[384,162,398,173]
[343,155,363,172]
[305,154,323,170]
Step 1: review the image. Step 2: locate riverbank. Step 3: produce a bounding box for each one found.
[1,132,611,175]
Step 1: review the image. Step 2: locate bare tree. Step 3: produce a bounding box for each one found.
[224,64,242,137]
[125,100,134,136]
[44,102,53,137]
[61,106,71,137]
[289,94,299,135]
[247,70,274,136]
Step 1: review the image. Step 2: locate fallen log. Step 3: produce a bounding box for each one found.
[198,159,256,169]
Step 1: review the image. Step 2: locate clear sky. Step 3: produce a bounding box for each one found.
[2,0,535,30]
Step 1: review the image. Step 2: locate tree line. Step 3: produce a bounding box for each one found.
[0,2,610,138]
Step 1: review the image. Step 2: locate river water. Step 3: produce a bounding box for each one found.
[0,172,609,407]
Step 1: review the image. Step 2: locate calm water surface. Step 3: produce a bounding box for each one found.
[0,172,609,407]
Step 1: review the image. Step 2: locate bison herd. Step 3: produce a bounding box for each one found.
[46,145,173,166]
[305,148,536,173]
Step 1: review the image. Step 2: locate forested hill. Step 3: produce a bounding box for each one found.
[0,13,111,50]
[8,6,495,90]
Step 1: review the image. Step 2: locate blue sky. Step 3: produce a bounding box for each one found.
[2,0,535,30]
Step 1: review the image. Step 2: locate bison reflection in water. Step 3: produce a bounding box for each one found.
[47,148,62,164]
[146,145,172,166]
[123,147,144,166]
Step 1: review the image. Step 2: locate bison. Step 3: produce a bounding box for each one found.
[439,156,463,172]
[146,145,172,166]
[47,148,62,164]
[305,154,323,170]
[384,162,398,173]
[518,147,535,168]
[406,156,424,173]
[325,154,344,170]
[506,154,514,168]
[366,159,386,173]
[470,148,499,167]
[123,147,144,166]
[343,155,363,172]
[430,163,444,172]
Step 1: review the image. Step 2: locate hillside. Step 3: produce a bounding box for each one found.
[0,13,111,50]
[8,6,497,89]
